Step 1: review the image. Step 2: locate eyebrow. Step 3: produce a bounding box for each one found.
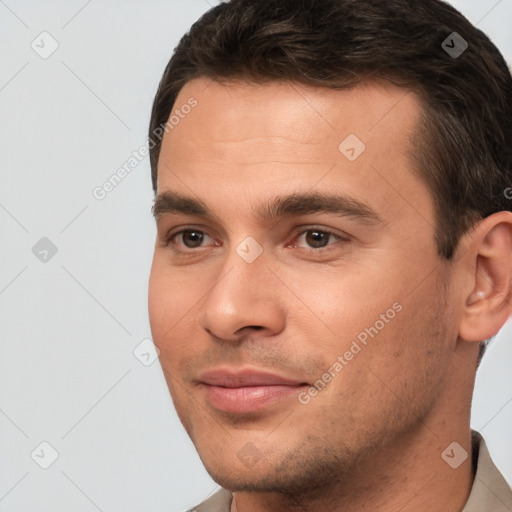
[152,190,383,225]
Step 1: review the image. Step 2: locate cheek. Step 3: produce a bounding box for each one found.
[148,259,211,369]
[148,264,170,336]
[302,268,434,392]
[289,266,400,341]
[149,258,198,324]
[149,262,190,347]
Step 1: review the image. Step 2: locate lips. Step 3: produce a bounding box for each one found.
[197,369,308,414]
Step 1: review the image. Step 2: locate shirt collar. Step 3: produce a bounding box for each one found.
[462,431,512,511]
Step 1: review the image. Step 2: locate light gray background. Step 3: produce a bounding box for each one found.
[1,1,511,511]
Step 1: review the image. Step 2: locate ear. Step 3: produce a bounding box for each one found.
[458,211,512,343]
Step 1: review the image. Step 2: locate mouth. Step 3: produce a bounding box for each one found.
[197,368,309,414]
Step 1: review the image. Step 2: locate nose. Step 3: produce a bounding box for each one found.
[199,249,286,342]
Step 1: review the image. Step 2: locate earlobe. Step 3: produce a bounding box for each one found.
[458,212,512,343]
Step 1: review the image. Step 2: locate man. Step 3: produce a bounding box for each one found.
[147,0,512,510]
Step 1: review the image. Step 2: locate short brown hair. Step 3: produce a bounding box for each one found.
[149,0,512,262]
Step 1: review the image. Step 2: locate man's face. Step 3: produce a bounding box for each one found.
[149,78,459,493]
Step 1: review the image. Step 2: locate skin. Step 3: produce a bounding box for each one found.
[148,77,512,512]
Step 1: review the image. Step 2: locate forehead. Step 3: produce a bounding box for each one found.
[171,77,420,135]
[157,78,433,231]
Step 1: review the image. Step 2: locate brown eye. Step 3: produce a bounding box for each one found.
[305,230,331,248]
[290,227,348,252]
[180,230,205,248]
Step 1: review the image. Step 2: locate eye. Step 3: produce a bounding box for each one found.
[302,230,333,249]
[181,230,206,248]
[167,229,215,250]
[291,228,346,250]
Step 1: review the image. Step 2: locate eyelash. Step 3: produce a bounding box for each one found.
[163,226,349,255]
